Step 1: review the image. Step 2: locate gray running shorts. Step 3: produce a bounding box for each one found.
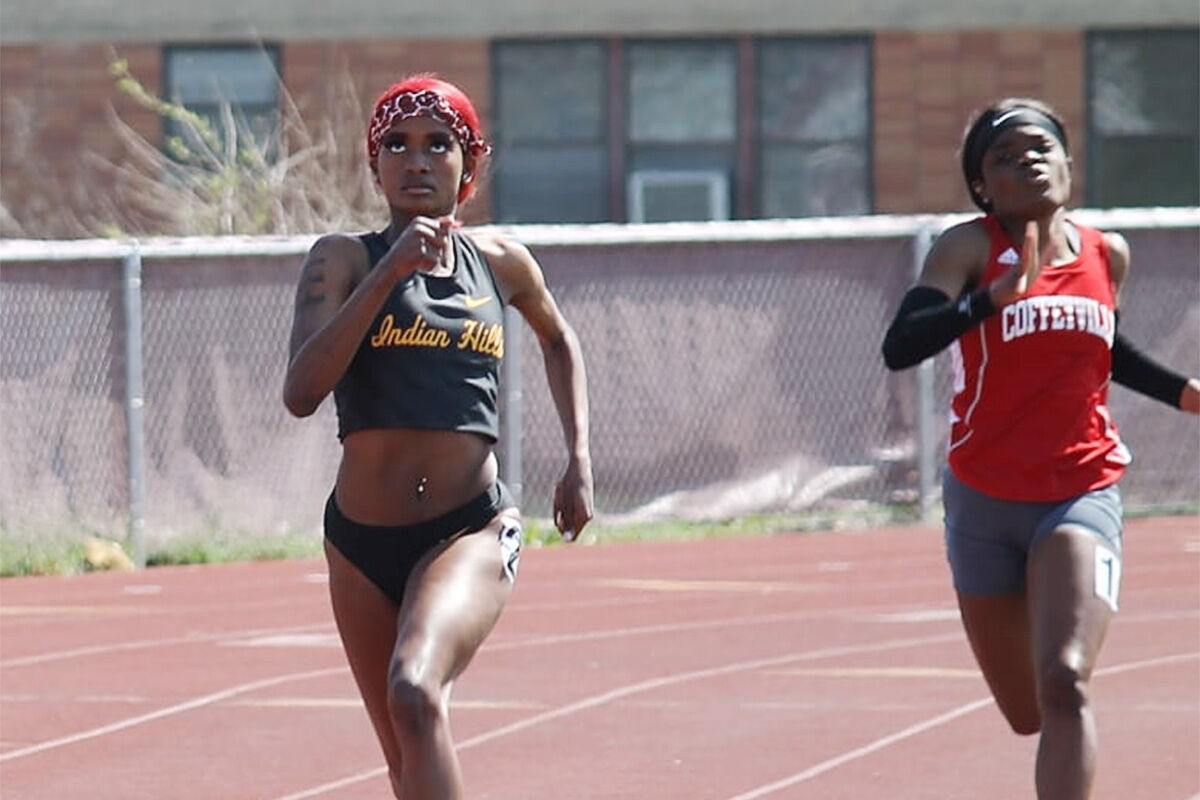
[942,468,1123,596]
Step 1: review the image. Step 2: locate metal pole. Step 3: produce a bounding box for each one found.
[912,222,939,524]
[501,306,524,506]
[122,246,147,567]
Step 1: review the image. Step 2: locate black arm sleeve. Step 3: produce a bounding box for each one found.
[881,285,996,371]
[1111,313,1188,408]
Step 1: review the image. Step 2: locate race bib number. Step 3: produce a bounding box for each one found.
[1094,545,1121,612]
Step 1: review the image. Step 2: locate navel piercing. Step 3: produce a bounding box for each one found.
[415,476,428,500]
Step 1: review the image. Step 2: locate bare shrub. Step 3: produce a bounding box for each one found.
[2,55,387,238]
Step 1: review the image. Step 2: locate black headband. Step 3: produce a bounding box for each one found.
[962,106,1068,188]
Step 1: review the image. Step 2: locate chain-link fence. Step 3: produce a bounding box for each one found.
[2,210,1197,561]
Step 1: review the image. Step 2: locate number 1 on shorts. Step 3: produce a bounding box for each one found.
[1094,545,1121,612]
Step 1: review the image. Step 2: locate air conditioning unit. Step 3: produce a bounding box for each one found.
[627,170,729,223]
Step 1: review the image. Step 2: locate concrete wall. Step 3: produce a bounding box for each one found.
[2,0,1198,43]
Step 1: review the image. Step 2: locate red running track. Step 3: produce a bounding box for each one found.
[1,516,1197,799]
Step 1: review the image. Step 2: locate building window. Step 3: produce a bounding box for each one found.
[163,45,281,155]
[757,37,871,218]
[492,41,608,223]
[492,36,872,223]
[1087,29,1199,207]
[626,40,738,222]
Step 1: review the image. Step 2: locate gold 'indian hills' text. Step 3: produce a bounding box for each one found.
[370,314,504,358]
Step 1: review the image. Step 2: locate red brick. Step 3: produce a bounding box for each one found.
[0,26,1110,229]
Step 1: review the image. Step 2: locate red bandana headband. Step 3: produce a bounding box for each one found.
[367,89,492,166]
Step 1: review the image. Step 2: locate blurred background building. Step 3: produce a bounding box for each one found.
[2,0,1197,235]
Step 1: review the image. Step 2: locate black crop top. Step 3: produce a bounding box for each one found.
[334,229,505,441]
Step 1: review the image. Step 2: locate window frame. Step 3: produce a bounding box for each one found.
[624,37,740,223]
[1084,27,1200,208]
[754,34,874,219]
[490,34,875,223]
[161,43,282,157]
[489,38,611,224]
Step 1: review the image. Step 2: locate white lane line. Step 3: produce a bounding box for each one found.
[481,606,956,653]
[6,570,1195,793]
[7,603,1190,669]
[863,609,961,623]
[225,633,341,648]
[0,667,343,762]
[0,622,332,668]
[459,635,949,750]
[766,666,980,679]
[723,698,996,800]
[718,649,1200,800]
[0,602,957,772]
[269,632,965,800]
[2,599,930,667]
[1093,650,1199,677]
[273,766,388,800]
[481,605,1194,654]
[595,578,827,593]
[0,604,953,766]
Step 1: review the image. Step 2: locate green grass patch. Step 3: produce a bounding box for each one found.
[1125,502,1200,519]
[0,538,92,577]
[525,503,926,548]
[2,508,901,577]
[3,502,1192,578]
[144,532,324,567]
[0,530,323,577]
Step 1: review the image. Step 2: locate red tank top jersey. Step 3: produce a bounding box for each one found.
[946,215,1129,502]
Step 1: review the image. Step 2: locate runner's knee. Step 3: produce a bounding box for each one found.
[1037,656,1089,717]
[387,658,445,737]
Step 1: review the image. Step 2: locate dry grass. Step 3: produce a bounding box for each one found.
[1,56,388,238]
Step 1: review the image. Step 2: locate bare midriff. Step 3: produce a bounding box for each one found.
[335,428,497,526]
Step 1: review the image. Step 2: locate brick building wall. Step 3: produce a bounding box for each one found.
[0,39,495,235]
[1,43,161,234]
[873,29,1086,213]
[282,38,494,223]
[2,31,1092,235]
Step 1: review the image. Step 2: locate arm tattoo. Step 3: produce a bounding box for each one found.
[298,256,328,308]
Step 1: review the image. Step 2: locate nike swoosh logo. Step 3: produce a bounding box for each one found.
[464,295,493,309]
[992,109,1024,127]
